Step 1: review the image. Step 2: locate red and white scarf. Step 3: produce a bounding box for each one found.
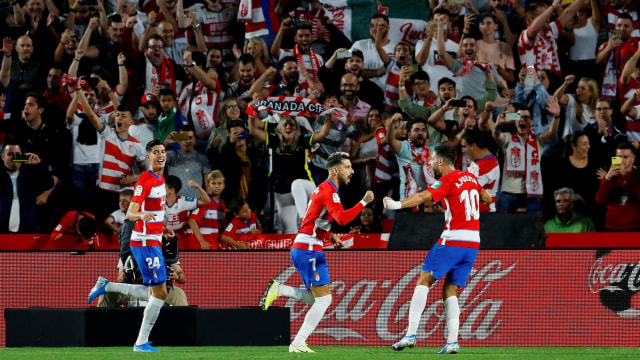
[403,141,435,199]
[292,45,321,81]
[505,131,543,198]
[146,56,176,94]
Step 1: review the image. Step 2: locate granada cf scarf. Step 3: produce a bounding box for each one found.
[145,56,176,94]
[505,130,543,198]
[248,96,325,117]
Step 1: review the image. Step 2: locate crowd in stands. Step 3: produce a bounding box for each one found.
[1,0,640,246]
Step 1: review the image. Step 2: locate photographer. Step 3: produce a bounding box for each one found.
[92,220,188,307]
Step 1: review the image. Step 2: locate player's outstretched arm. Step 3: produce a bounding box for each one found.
[329,190,374,225]
[384,190,432,210]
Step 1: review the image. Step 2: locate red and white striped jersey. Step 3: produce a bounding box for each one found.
[97,126,146,192]
[131,171,166,247]
[518,19,563,77]
[602,4,640,38]
[178,79,221,140]
[189,197,226,235]
[374,127,399,183]
[428,170,483,249]
[467,154,500,212]
[297,180,364,243]
[384,61,405,109]
[190,5,237,69]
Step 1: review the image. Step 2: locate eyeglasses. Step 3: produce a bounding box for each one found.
[596,107,611,111]
[283,122,296,128]
[148,45,163,50]
[227,105,239,110]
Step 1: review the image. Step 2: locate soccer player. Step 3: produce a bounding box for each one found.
[259,152,374,353]
[88,140,168,353]
[384,145,491,354]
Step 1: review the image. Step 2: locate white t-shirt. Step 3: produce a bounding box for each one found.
[8,171,19,232]
[415,37,458,93]
[351,39,396,91]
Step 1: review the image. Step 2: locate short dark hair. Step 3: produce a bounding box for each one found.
[146,139,164,153]
[481,12,498,24]
[178,124,195,133]
[191,51,207,68]
[108,14,122,26]
[229,197,248,214]
[617,12,633,23]
[461,95,477,111]
[238,53,256,67]
[147,34,164,46]
[371,13,389,24]
[25,92,46,108]
[410,70,430,84]
[295,21,313,33]
[433,145,456,166]
[433,8,451,17]
[158,88,175,98]
[350,49,364,61]
[511,102,532,115]
[117,104,134,117]
[326,152,350,170]
[78,216,96,239]
[617,142,636,155]
[279,56,297,69]
[165,175,182,193]
[120,189,133,198]
[438,77,456,88]
[462,128,488,149]
[226,119,246,130]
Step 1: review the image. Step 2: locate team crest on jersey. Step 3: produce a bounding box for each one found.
[134,185,143,196]
[332,193,340,203]
[314,272,320,281]
[431,181,442,189]
[225,223,234,232]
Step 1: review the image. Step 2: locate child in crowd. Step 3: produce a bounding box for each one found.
[165,175,210,234]
[220,197,262,249]
[51,210,98,249]
[103,189,133,234]
[188,170,226,249]
[156,88,188,148]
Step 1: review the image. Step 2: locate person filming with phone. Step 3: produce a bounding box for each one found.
[595,142,640,231]
[0,141,54,234]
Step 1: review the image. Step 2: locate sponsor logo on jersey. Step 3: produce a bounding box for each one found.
[134,185,143,196]
[431,181,442,189]
[333,193,341,203]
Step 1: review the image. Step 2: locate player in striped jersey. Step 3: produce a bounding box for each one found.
[259,152,374,353]
[385,146,491,354]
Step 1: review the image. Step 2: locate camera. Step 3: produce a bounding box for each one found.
[450,99,467,108]
[506,113,521,121]
[173,132,190,141]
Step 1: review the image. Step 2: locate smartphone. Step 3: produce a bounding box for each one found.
[84,0,97,6]
[448,0,465,4]
[610,30,620,38]
[237,130,250,140]
[11,154,29,162]
[408,64,419,73]
[526,65,535,75]
[450,99,467,108]
[506,113,521,121]
[612,156,622,165]
[173,132,189,140]
[337,50,352,59]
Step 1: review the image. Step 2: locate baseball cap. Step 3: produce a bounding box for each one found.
[140,93,158,106]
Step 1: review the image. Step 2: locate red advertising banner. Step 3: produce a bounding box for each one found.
[1,250,639,347]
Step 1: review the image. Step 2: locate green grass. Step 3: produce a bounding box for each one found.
[0,346,637,360]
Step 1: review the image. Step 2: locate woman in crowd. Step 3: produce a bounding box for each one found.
[206,97,243,155]
[230,37,276,84]
[349,207,383,234]
[248,113,331,233]
[554,75,599,139]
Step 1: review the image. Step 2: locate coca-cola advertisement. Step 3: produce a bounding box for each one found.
[1,250,639,347]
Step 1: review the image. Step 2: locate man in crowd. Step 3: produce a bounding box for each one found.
[544,187,595,233]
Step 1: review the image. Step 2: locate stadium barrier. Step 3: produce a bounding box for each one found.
[2,249,639,347]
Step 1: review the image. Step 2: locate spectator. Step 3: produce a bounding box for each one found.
[554,75,599,139]
[206,97,243,153]
[267,57,310,97]
[76,88,146,222]
[351,14,396,91]
[165,175,210,234]
[230,37,274,86]
[595,142,640,231]
[518,0,585,77]
[544,187,596,233]
[104,189,134,234]
[487,0,522,47]
[43,65,72,115]
[5,35,46,116]
[544,131,604,229]
[90,14,126,87]
[622,88,640,145]
[513,67,559,136]
[156,88,187,145]
[584,97,627,168]
[50,210,98,249]
[461,128,500,212]
[348,207,383,234]
[491,101,560,212]
[177,50,220,146]
[319,49,384,108]
[188,170,226,249]
[6,0,60,62]
[397,70,445,147]
[375,40,414,109]
[619,44,640,143]
[415,9,458,94]
[349,108,383,199]
[211,120,268,214]
[55,24,88,77]
[142,13,206,65]
[338,73,371,132]
[248,112,331,233]
[129,93,158,147]
[206,46,230,90]
[220,197,262,249]
[386,113,436,208]
[596,13,639,101]
[272,20,323,82]
[227,54,260,101]
[371,110,401,219]
[164,125,211,199]
[601,0,640,38]
[565,0,601,87]
[187,0,238,70]
[0,142,53,233]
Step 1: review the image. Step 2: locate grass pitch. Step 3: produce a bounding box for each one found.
[0,346,637,359]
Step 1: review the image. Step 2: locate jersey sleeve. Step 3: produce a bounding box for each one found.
[427,177,451,204]
[131,177,152,206]
[188,204,207,224]
[324,189,365,226]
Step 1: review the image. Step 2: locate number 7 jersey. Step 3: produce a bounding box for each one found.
[428,170,483,249]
